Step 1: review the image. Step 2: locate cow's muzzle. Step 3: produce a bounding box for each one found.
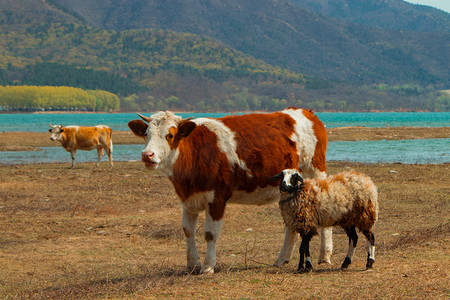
[142,151,158,169]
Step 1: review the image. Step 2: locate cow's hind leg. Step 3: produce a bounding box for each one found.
[100,139,113,167]
[318,227,333,264]
[182,207,201,273]
[341,226,358,269]
[96,146,104,167]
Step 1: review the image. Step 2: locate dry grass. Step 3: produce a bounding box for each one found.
[0,161,448,299]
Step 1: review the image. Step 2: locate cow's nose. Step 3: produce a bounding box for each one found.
[142,151,155,160]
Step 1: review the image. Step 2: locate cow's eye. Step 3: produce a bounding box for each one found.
[167,134,173,139]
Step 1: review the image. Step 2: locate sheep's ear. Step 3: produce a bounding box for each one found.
[269,172,284,181]
[293,173,304,184]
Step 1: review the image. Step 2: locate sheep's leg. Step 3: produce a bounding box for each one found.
[341,226,358,269]
[363,230,375,269]
[297,234,312,273]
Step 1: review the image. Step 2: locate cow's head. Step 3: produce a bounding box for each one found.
[128,111,196,170]
[270,168,304,195]
[48,124,65,141]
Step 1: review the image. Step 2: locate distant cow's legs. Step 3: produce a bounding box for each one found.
[202,210,223,274]
[96,146,104,167]
[100,140,113,167]
[182,207,201,273]
[70,150,77,169]
[274,227,298,267]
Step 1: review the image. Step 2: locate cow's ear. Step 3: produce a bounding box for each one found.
[48,129,52,132]
[128,119,148,138]
[177,120,196,138]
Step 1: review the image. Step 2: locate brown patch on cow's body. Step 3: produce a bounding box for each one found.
[221,112,299,188]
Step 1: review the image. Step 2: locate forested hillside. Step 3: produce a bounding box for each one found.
[290,0,450,32]
[0,0,448,112]
[52,0,450,87]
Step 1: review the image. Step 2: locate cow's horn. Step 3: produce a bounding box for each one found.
[138,113,151,123]
[49,123,53,127]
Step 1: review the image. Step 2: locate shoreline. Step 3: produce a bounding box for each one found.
[1,126,449,152]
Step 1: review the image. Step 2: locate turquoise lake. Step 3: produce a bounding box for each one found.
[0,112,449,164]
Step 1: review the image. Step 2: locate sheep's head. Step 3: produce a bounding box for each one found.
[270,169,305,195]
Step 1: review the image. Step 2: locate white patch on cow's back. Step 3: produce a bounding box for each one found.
[95,125,110,129]
[281,108,318,179]
[194,118,251,175]
[228,186,280,205]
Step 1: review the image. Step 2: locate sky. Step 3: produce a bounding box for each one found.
[405,0,450,13]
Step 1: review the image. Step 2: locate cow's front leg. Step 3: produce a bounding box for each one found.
[274,227,298,267]
[182,207,201,273]
[70,150,77,169]
[202,209,223,274]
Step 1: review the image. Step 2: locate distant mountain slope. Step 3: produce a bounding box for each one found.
[290,0,450,32]
[51,0,450,87]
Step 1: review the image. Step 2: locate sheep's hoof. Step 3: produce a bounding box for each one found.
[341,257,352,269]
[297,265,313,274]
[366,258,375,269]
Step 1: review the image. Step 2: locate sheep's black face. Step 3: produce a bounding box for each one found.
[277,169,304,194]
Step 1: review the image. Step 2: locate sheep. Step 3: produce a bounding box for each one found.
[270,169,378,273]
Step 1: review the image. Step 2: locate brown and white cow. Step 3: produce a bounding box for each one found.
[128,108,332,274]
[48,124,113,168]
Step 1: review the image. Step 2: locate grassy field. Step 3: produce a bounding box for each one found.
[0,160,448,299]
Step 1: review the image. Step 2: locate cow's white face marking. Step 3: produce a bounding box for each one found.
[142,111,182,173]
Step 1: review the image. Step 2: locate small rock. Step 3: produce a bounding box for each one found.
[389,170,398,174]
[246,228,253,232]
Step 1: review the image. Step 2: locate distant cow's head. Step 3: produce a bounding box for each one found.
[128,111,196,170]
[48,124,65,141]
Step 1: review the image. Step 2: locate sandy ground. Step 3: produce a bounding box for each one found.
[1,126,449,151]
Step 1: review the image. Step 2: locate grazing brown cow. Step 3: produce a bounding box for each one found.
[48,124,113,168]
[128,108,330,274]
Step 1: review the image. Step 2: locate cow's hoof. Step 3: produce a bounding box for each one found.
[273,259,289,267]
[318,258,331,265]
[201,266,215,275]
